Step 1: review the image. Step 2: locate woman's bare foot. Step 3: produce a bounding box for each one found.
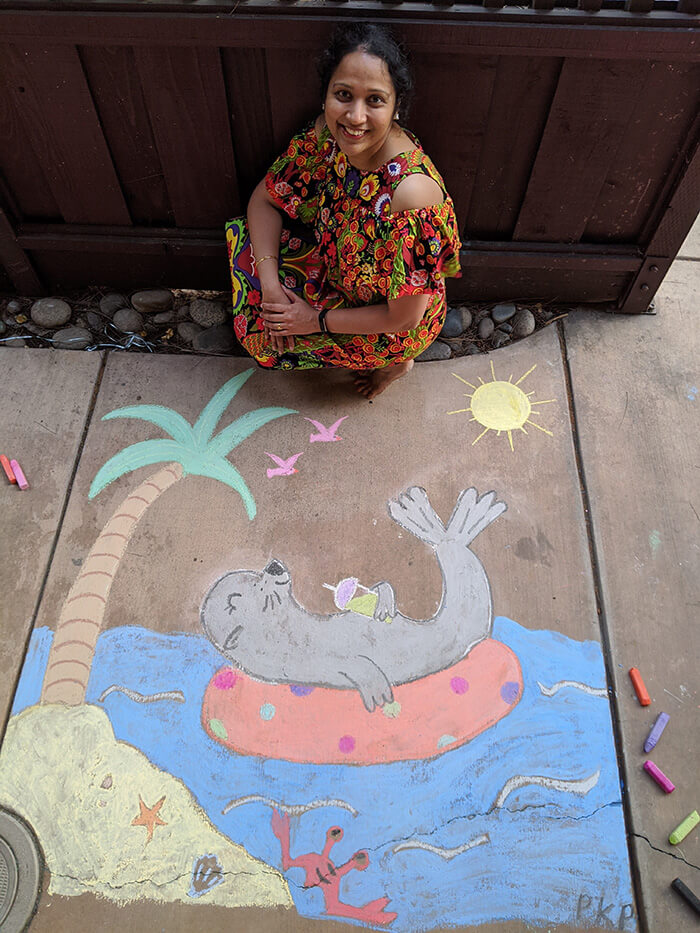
[353,359,414,401]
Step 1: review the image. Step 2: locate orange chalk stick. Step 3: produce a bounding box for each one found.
[0,454,16,483]
[629,667,651,706]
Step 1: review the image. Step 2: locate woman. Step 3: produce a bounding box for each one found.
[226,23,461,400]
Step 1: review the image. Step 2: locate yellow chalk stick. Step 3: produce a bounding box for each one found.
[669,810,699,845]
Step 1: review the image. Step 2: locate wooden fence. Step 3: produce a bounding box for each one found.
[0,3,698,311]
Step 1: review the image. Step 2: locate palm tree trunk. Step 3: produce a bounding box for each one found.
[41,462,184,706]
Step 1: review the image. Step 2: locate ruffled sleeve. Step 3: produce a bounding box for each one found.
[265,124,331,225]
[375,200,462,301]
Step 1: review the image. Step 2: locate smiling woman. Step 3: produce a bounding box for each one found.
[225,23,461,400]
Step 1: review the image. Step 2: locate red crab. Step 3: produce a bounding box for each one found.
[270,809,397,926]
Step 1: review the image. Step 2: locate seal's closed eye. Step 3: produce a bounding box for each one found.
[226,592,242,614]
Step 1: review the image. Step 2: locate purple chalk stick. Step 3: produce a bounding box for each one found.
[643,759,675,793]
[643,711,670,753]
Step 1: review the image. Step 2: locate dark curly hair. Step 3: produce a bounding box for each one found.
[317,23,414,119]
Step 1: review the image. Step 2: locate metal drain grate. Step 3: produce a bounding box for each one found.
[0,809,41,933]
[0,836,19,926]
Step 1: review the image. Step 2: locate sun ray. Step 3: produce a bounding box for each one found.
[515,364,537,386]
[507,431,514,452]
[451,373,477,390]
[472,427,491,446]
[447,408,472,415]
[526,420,554,436]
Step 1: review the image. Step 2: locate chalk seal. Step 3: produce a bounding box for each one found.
[671,878,700,916]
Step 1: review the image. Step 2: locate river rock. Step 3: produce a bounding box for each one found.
[491,302,516,325]
[3,336,26,348]
[30,298,72,328]
[177,322,203,344]
[52,326,93,350]
[99,293,128,316]
[131,289,172,313]
[491,330,511,349]
[189,299,226,328]
[0,320,6,336]
[440,306,472,338]
[153,311,176,325]
[415,340,451,362]
[466,344,481,355]
[113,308,144,333]
[478,317,495,340]
[86,311,104,332]
[192,323,235,354]
[512,308,536,338]
[497,322,513,334]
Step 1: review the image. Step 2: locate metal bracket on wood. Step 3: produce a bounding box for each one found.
[616,257,672,314]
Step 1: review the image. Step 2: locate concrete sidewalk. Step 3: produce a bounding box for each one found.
[0,221,698,933]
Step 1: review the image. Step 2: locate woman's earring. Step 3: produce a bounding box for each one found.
[321,104,325,111]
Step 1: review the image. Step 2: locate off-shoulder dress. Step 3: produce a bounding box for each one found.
[225,122,461,370]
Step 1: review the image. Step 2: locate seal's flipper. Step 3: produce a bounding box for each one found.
[387,487,446,547]
[339,656,394,712]
[447,489,506,546]
[369,581,396,621]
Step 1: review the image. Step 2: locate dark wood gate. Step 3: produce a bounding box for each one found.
[0,2,698,311]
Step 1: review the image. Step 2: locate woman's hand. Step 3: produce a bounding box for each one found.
[261,282,295,353]
[261,285,320,344]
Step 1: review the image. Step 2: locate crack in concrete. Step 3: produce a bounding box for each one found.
[631,833,700,872]
[51,864,283,891]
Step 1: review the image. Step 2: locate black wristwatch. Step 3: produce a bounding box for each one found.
[318,308,331,333]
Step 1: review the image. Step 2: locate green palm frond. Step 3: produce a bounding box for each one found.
[208,407,296,458]
[192,370,254,448]
[196,458,257,519]
[102,405,195,447]
[89,439,189,499]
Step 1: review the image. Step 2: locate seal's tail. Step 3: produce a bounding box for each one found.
[388,486,506,548]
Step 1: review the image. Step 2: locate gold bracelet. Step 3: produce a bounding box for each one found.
[255,255,278,266]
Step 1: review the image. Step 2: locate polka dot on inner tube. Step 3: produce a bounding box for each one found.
[214,669,238,690]
[290,684,315,697]
[500,681,520,704]
[450,676,469,695]
[260,703,276,720]
[338,735,356,754]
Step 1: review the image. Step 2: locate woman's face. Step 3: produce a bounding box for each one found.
[324,50,398,168]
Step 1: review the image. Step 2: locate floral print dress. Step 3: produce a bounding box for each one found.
[225,123,461,370]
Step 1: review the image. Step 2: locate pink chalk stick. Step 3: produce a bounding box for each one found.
[643,759,675,793]
[10,459,28,490]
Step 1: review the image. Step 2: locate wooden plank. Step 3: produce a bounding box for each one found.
[79,45,171,226]
[563,265,700,933]
[585,62,700,243]
[0,202,44,294]
[265,46,320,152]
[134,46,240,226]
[0,46,60,221]
[222,47,276,207]
[514,58,649,243]
[0,43,131,225]
[466,55,561,238]
[0,349,102,740]
[411,52,498,230]
[0,12,697,61]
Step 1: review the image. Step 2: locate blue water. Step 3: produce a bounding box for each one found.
[12,619,636,931]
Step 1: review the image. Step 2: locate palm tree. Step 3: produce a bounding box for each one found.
[41,369,296,707]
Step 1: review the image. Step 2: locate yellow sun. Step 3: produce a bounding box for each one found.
[448,361,555,451]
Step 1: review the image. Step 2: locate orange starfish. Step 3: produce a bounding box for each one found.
[131,795,167,844]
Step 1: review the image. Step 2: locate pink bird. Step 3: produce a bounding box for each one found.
[265,452,302,477]
[304,416,348,443]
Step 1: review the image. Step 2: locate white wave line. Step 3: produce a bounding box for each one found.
[493,770,601,810]
[537,680,607,698]
[98,684,185,704]
[222,795,358,817]
[393,834,490,860]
